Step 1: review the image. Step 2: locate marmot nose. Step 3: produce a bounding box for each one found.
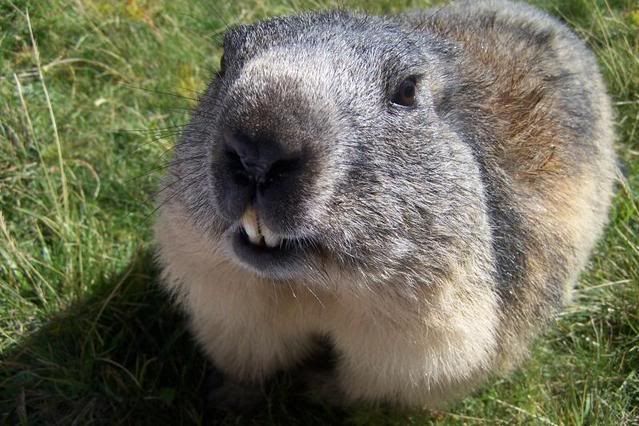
[222,129,303,193]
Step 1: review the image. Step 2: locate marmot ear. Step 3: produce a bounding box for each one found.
[223,24,249,49]
[221,24,250,64]
[216,53,226,79]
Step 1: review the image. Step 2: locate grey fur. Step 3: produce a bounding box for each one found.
[154,0,616,408]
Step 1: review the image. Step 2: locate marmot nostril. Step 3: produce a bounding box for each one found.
[222,131,262,179]
[260,158,302,187]
[223,149,253,187]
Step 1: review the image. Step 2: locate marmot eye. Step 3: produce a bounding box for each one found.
[392,78,417,107]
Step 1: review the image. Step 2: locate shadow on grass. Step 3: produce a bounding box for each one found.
[2,247,637,425]
[0,250,351,425]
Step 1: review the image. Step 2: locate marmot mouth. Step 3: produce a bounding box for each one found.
[228,206,308,276]
[237,227,290,252]
[231,227,308,278]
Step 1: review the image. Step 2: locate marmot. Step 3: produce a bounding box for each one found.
[154,0,616,409]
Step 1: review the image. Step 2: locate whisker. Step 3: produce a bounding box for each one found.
[127,155,208,182]
[152,168,206,197]
[145,173,205,220]
[115,124,189,134]
[122,83,202,102]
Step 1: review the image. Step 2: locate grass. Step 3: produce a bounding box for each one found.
[0,0,637,424]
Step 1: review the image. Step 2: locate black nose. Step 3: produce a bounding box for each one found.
[216,129,306,226]
[222,130,301,190]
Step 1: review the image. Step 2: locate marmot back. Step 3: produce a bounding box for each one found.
[154,0,616,410]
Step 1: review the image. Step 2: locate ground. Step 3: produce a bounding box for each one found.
[0,0,638,424]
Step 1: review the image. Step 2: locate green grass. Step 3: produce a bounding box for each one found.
[0,0,637,424]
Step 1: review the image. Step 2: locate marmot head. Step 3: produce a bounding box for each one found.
[164,11,489,283]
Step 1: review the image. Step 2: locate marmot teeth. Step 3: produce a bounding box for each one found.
[262,225,282,248]
[241,207,282,247]
[241,207,263,245]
